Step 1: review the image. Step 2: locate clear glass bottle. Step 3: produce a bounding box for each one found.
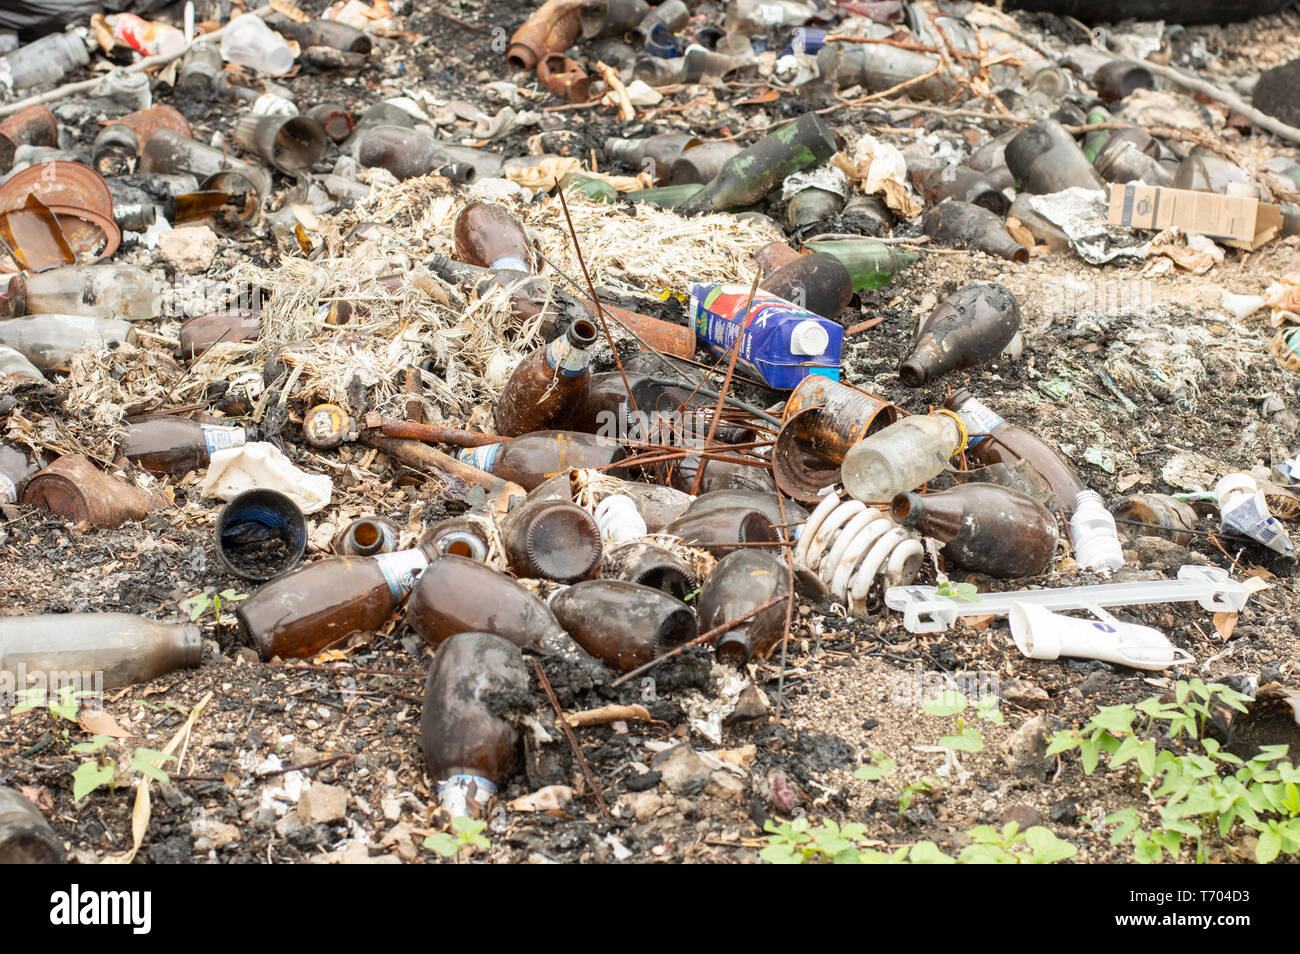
[8,264,159,320]
[0,314,135,372]
[841,413,962,502]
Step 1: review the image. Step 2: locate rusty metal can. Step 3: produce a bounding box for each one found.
[20,455,168,528]
[773,377,898,503]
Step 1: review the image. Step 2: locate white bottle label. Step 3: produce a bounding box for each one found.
[436,774,496,816]
[489,255,529,273]
[374,549,431,601]
[457,443,502,473]
[0,472,15,504]
[545,336,591,378]
[954,396,1005,447]
[202,424,247,456]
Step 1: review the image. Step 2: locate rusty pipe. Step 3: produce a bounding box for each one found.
[507,0,585,71]
[580,298,697,359]
[363,412,501,448]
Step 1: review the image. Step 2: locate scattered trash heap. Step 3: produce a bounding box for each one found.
[1,0,1300,862]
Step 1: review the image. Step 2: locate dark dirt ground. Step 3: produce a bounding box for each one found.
[2,1,1300,864]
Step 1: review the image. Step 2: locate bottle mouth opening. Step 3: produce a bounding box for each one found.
[658,607,698,649]
[569,319,599,349]
[716,633,752,666]
[739,511,778,544]
[890,494,917,524]
[898,360,925,387]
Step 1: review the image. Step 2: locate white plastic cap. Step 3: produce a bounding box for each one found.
[789,319,830,356]
[1214,472,1256,506]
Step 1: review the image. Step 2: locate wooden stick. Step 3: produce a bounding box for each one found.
[531,659,610,818]
[609,593,791,688]
[1115,55,1300,147]
[563,704,653,727]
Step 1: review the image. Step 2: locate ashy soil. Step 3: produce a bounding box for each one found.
[2,1,1300,864]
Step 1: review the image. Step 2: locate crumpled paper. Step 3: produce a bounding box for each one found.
[1264,272,1300,326]
[201,442,333,513]
[1118,88,1214,133]
[1145,228,1223,275]
[472,106,542,141]
[1027,187,1148,264]
[781,164,849,201]
[831,134,922,217]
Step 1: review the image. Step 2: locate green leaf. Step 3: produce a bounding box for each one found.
[1045,731,1079,756]
[1024,826,1078,863]
[129,747,176,783]
[921,691,967,718]
[1090,704,1136,738]
[422,832,461,858]
[856,848,897,864]
[1106,808,1140,846]
[854,753,896,781]
[1079,735,1102,775]
[72,760,115,803]
[959,843,1016,864]
[11,687,47,716]
[70,734,112,754]
[936,581,979,603]
[181,594,211,622]
[940,727,984,753]
[1132,830,1163,864]
[966,825,1003,845]
[49,686,81,722]
[907,841,955,864]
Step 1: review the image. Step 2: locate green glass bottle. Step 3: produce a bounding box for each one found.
[802,239,918,291]
[1081,107,1113,163]
[678,112,838,214]
[623,183,703,209]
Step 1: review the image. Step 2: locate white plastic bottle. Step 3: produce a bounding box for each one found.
[1069,489,1124,572]
[220,14,295,76]
[840,412,962,502]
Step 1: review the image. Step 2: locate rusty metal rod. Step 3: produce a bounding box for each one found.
[363,412,500,448]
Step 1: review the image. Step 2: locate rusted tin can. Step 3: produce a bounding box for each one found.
[773,377,898,503]
[20,455,168,528]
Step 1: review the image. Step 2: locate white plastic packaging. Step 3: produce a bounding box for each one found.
[220,14,295,76]
[200,442,332,513]
[1220,290,1265,321]
[593,494,646,545]
[1069,489,1124,572]
[884,564,1258,633]
[251,92,298,116]
[1215,472,1294,557]
[1008,602,1193,670]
